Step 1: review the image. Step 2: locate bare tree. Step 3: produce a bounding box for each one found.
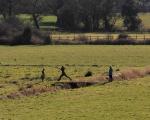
[100,0,120,32]
[18,0,51,29]
[0,0,17,20]
[79,0,103,31]
[122,0,142,31]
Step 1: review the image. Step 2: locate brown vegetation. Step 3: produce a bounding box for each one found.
[6,86,58,99]
[0,21,51,45]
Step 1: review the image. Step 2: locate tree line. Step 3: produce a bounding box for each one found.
[0,0,149,32]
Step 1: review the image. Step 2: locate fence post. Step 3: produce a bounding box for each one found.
[107,34,110,41]
[97,36,99,40]
[67,36,69,41]
[74,34,76,41]
[59,33,60,41]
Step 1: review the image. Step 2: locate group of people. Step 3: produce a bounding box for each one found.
[41,66,72,82]
[41,66,113,82]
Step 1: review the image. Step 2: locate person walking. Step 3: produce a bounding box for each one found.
[57,66,72,81]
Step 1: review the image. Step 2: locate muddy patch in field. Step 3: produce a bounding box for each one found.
[52,81,100,89]
[0,85,5,88]
[5,86,58,99]
[1,81,100,99]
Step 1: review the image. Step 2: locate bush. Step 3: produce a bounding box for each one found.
[76,35,89,44]
[4,16,23,30]
[89,39,112,45]
[0,23,10,36]
[118,33,129,39]
[0,16,51,45]
[85,71,93,77]
[31,30,52,45]
[13,27,32,45]
[0,17,23,36]
[139,39,150,45]
[13,29,52,45]
[114,33,137,45]
[114,39,136,45]
[0,17,24,45]
[23,27,32,43]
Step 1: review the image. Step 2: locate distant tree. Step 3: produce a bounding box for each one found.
[48,0,120,32]
[100,0,119,32]
[2,0,143,32]
[18,0,51,29]
[137,0,150,12]
[0,0,24,33]
[0,0,7,19]
[56,0,81,30]
[0,0,17,20]
[46,0,64,15]
[121,0,142,31]
[44,0,64,27]
[79,0,103,32]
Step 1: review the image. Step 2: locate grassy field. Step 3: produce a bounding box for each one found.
[0,45,150,95]
[0,45,150,66]
[0,45,150,119]
[0,77,150,120]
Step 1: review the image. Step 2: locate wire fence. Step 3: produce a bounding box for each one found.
[51,34,150,41]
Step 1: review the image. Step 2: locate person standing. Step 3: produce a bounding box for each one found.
[108,66,113,82]
[41,68,45,82]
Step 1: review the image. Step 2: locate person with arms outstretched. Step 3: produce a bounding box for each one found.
[57,66,72,81]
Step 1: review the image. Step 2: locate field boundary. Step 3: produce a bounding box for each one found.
[0,64,100,67]
[51,34,150,41]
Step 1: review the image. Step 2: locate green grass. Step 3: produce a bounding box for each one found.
[0,45,150,95]
[42,15,57,23]
[16,14,57,29]
[0,45,149,66]
[0,77,150,120]
[18,14,57,23]
[0,45,150,119]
